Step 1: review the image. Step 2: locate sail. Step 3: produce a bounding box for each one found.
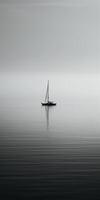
[42,80,56,106]
[45,80,49,102]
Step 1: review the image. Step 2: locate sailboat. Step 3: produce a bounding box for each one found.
[41,80,56,106]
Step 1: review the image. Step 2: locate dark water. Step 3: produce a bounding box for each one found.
[1,91,100,199]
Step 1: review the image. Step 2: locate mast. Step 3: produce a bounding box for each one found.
[47,80,49,102]
[45,80,49,102]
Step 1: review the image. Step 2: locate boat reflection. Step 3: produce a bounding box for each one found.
[45,106,50,130]
[44,105,56,130]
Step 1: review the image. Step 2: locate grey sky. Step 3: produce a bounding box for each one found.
[0,0,100,73]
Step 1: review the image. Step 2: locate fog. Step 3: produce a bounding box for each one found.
[1,71,100,100]
[0,0,100,74]
[0,0,100,136]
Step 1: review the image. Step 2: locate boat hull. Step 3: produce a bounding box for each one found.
[41,102,56,106]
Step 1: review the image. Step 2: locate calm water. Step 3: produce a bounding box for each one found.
[1,75,100,199]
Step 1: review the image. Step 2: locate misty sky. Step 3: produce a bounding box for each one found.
[0,0,100,73]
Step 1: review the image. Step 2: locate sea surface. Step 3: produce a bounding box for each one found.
[0,73,100,199]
